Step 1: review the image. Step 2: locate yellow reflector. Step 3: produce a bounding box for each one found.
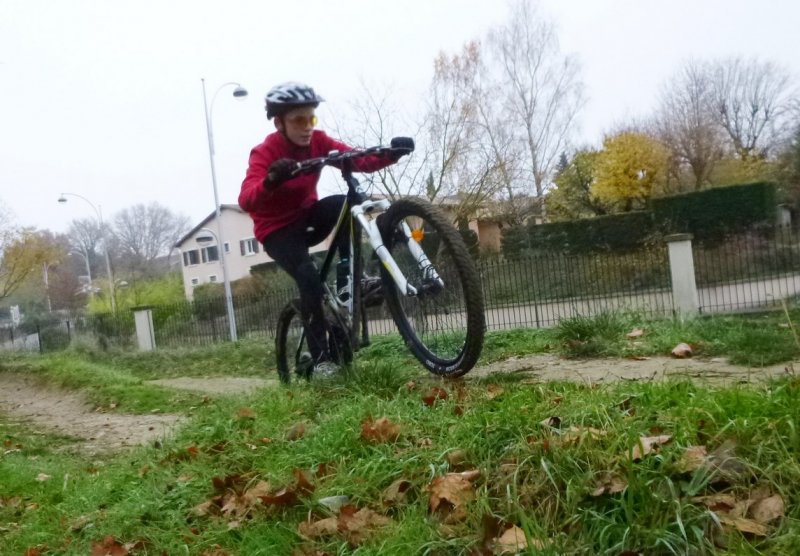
[411,228,425,243]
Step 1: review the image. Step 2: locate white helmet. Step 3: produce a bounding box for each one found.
[265,82,324,119]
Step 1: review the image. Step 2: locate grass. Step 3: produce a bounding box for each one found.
[2,310,800,554]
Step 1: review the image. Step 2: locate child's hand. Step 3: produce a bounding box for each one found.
[389,137,415,161]
[264,158,299,189]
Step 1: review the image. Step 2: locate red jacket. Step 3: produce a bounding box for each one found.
[239,130,393,242]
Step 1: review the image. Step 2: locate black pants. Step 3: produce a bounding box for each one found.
[262,195,348,363]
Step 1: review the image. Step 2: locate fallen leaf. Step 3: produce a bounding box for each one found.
[35,473,51,482]
[236,407,256,420]
[539,416,561,429]
[630,434,672,460]
[692,493,738,513]
[446,449,468,467]
[626,328,645,339]
[717,515,770,537]
[89,536,131,556]
[361,417,402,443]
[383,478,412,507]
[590,473,627,496]
[675,445,709,473]
[561,426,607,446]
[286,422,307,441]
[422,387,448,406]
[486,384,505,400]
[426,470,480,523]
[493,524,528,554]
[671,343,693,358]
[748,494,785,524]
[298,506,392,545]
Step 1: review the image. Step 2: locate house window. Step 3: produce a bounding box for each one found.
[201,245,219,263]
[209,275,218,283]
[224,242,230,254]
[183,250,200,266]
[190,277,199,286]
[240,238,259,256]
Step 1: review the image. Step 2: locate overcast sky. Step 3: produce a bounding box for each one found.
[1,0,798,235]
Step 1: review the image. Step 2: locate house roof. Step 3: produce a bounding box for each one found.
[174,204,244,249]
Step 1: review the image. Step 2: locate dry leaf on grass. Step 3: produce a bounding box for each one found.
[446,449,468,467]
[382,478,413,507]
[486,384,505,400]
[748,494,785,524]
[717,515,770,537]
[427,470,481,523]
[630,434,672,460]
[236,407,256,420]
[361,417,402,443]
[671,343,693,358]
[298,505,392,545]
[694,487,785,537]
[422,387,448,406]
[675,445,708,473]
[89,536,145,556]
[493,524,529,554]
[590,473,627,496]
[285,422,307,441]
[626,328,645,339]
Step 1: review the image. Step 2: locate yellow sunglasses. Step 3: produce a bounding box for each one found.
[285,114,318,128]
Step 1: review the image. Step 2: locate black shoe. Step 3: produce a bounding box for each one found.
[361,276,384,307]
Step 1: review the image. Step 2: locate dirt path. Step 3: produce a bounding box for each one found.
[1,356,795,455]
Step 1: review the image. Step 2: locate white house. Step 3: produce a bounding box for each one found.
[174,204,328,300]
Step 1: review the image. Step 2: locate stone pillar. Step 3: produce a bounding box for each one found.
[665,234,699,316]
[133,306,156,351]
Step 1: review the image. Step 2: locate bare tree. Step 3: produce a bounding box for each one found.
[487,0,585,206]
[67,217,104,280]
[709,57,796,159]
[332,79,429,201]
[112,202,190,276]
[421,41,508,222]
[656,61,725,190]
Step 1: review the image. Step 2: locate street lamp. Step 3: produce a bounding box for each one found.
[58,192,117,314]
[201,78,248,342]
[196,227,237,339]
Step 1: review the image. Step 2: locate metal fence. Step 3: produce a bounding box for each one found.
[694,225,800,313]
[7,224,800,353]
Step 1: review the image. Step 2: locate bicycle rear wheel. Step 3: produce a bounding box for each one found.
[379,198,485,376]
[275,299,352,384]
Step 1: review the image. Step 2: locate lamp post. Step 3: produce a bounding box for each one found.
[195,227,237,339]
[201,78,248,342]
[58,192,117,313]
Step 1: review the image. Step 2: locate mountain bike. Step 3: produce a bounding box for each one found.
[274,141,485,383]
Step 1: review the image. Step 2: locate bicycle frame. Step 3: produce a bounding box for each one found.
[304,154,445,352]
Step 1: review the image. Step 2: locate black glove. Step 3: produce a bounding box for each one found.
[388,137,415,161]
[264,158,298,190]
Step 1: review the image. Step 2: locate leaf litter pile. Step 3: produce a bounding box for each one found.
[7,372,800,554]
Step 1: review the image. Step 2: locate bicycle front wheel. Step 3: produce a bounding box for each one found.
[379,198,485,376]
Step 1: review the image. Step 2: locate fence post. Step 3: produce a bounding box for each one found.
[665,234,700,316]
[132,306,156,351]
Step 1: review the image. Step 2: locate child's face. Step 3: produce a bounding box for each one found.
[278,106,317,147]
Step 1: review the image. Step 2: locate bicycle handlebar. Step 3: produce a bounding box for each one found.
[290,144,408,177]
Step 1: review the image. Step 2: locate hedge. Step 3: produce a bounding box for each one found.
[502,182,778,256]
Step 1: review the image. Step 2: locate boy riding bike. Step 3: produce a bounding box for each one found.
[238,81,413,377]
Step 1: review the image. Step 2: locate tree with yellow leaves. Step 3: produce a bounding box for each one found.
[592,131,671,212]
[1,225,62,301]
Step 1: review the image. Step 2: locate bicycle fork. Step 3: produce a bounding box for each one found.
[351,200,445,296]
